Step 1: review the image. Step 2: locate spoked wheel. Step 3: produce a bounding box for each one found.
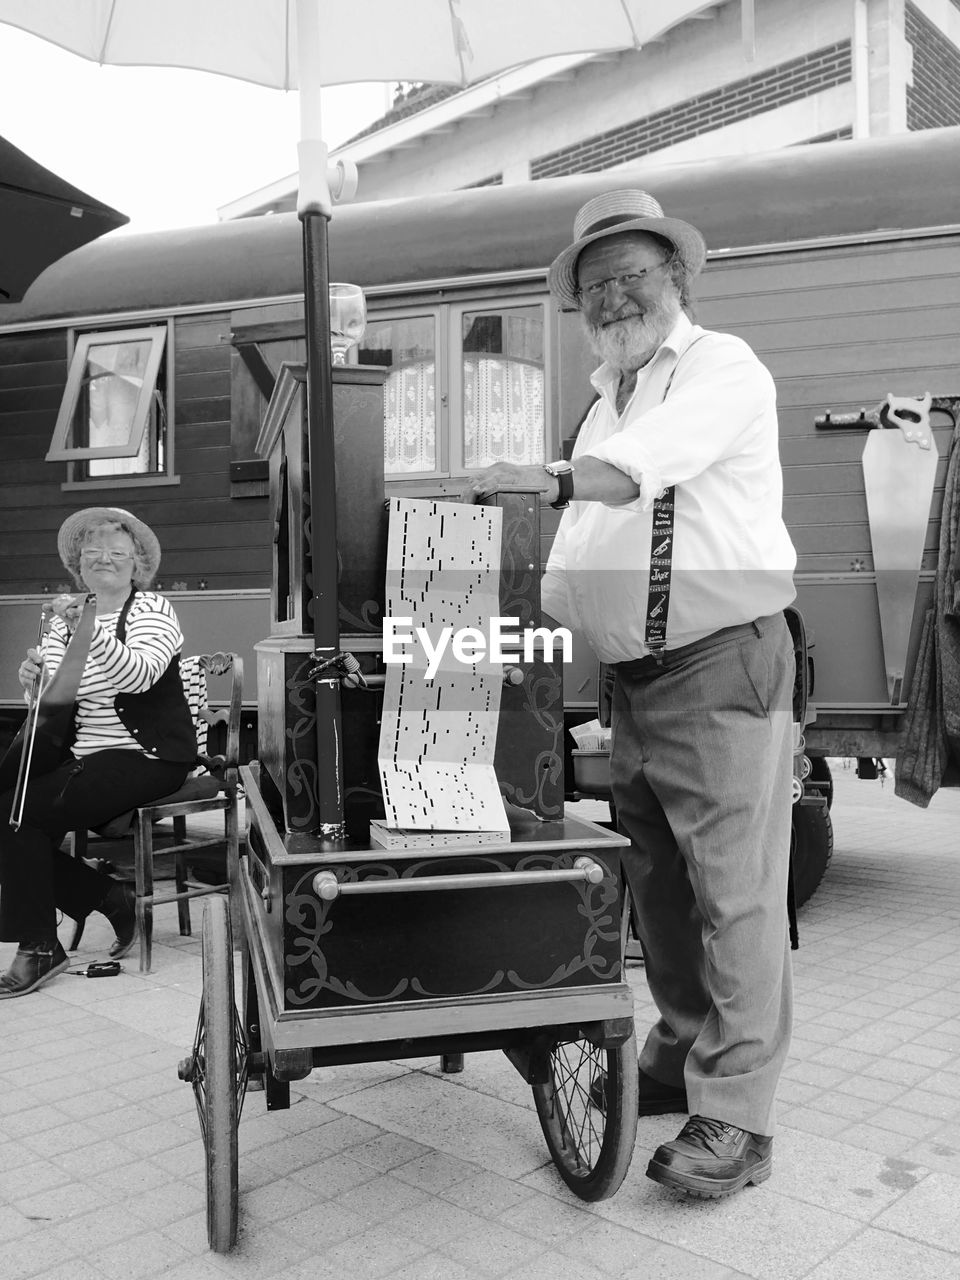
[177,896,248,1252]
[532,1028,639,1201]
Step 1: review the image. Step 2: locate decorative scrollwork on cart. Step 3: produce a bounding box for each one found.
[285,862,411,1006]
[282,852,622,1008]
[501,747,563,817]
[282,657,320,831]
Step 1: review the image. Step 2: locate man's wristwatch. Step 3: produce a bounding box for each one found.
[543,460,575,509]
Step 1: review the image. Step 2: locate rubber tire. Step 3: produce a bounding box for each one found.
[807,757,834,809]
[200,896,239,1253]
[532,1028,639,1201]
[791,802,834,909]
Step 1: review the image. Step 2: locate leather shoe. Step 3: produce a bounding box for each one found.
[589,1066,688,1115]
[646,1115,773,1198]
[100,881,137,959]
[0,939,70,998]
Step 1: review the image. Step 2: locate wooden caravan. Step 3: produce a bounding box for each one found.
[2,127,959,893]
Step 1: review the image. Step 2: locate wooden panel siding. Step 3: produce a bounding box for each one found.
[143,310,273,592]
[176,342,232,375]
[773,370,960,413]
[0,332,65,363]
[0,311,273,594]
[701,271,960,325]
[0,383,63,416]
[0,413,56,462]
[762,337,957,384]
[728,307,958,359]
[176,368,231,401]
[0,357,66,390]
[2,515,267,558]
[0,467,274,517]
[175,396,231,428]
[175,315,232,350]
[785,462,878,495]
[778,425,955,468]
[0,326,70,592]
[695,236,959,577]
[700,238,960,297]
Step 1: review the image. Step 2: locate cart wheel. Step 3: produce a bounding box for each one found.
[179,897,244,1252]
[532,1029,639,1201]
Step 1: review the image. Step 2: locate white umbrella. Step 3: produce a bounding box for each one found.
[0,0,724,833]
[0,3,725,213]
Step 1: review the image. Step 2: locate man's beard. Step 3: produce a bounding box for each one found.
[582,293,681,372]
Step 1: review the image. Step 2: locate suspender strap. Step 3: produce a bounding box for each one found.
[645,486,675,656]
[641,333,708,660]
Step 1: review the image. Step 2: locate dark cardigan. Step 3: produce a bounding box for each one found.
[113,591,198,766]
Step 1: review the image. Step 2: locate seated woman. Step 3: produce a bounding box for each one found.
[0,507,197,998]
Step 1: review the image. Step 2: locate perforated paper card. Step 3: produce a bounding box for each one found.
[378,498,508,832]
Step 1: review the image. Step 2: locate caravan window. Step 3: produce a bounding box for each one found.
[360,312,440,477]
[46,325,170,482]
[458,304,545,469]
[358,296,548,480]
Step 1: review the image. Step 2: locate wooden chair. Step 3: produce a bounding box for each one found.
[71,652,244,972]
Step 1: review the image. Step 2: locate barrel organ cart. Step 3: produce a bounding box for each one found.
[177,364,639,1251]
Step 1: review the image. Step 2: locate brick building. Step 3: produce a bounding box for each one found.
[220,0,960,217]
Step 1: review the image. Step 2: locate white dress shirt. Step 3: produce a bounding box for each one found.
[541,313,796,663]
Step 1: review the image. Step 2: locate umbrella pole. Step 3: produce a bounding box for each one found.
[297,0,344,839]
[302,208,345,839]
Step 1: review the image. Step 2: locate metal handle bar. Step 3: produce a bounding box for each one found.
[312,855,604,901]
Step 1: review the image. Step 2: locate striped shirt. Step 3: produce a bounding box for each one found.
[42,592,185,757]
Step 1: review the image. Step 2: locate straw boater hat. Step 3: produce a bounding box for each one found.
[547,189,707,311]
[58,507,162,581]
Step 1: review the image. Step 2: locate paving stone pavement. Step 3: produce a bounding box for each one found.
[1,761,959,1279]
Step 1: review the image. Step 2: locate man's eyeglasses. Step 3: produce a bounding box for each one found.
[576,264,667,300]
[80,549,133,563]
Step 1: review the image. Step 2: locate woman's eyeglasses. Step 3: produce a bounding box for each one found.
[80,549,133,563]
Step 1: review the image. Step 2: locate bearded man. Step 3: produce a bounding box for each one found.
[466,190,798,1199]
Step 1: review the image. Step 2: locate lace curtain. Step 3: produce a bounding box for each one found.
[384,356,544,474]
[384,361,436,473]
[463,356,544,469]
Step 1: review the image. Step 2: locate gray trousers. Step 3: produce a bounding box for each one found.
[610,613,795,1137]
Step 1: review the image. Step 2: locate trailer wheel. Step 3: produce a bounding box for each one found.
[791,803,833,909]
[533,1029,639,1201]
[178,897,244,1252]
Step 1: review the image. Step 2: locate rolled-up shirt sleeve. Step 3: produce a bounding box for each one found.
[581,335,775,510]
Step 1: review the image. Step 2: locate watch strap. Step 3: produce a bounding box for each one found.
[550,466,574,509]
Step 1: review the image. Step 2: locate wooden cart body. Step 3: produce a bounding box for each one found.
[240,761,633,1077]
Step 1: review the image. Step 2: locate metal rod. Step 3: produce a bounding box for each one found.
[302,209,344,837]
[9,606,51,830]
[313,857,604,901]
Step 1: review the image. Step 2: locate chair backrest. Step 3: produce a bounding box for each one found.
[178,652,244,778]
[179,655,209,754]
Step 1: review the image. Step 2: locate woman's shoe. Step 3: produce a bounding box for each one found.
[0,939,70,998]
[68,859,119,951]
[100,881,137,959]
